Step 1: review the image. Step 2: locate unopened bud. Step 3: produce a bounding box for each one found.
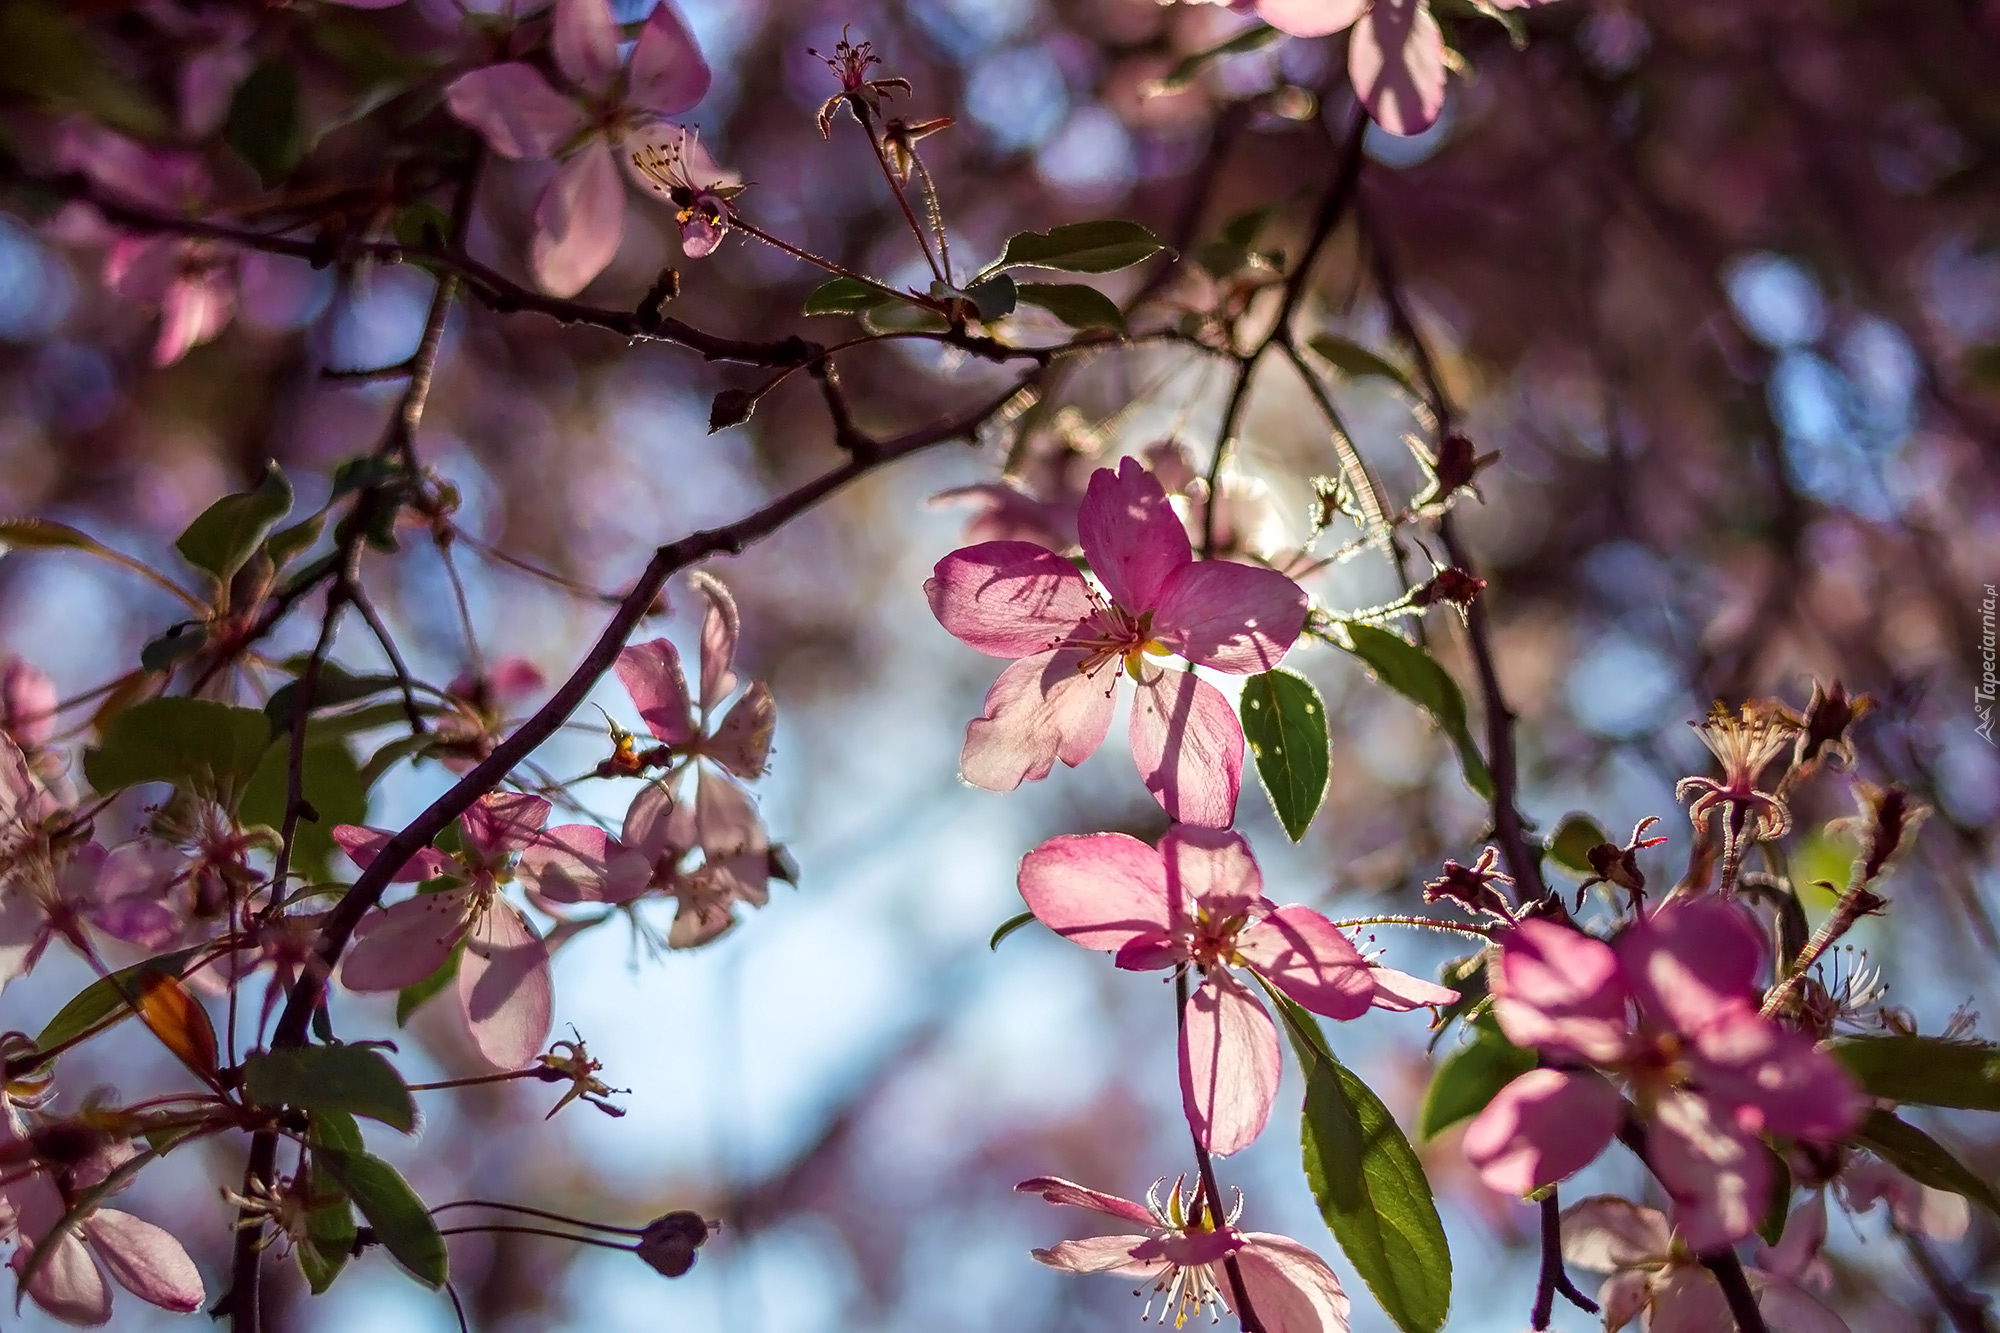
[636,1210,714,1278]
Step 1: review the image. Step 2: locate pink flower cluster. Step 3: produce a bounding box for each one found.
[1462,898,1862,1249]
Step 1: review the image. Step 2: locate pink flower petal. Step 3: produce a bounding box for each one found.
[1232,1233,1353,1333]
[1129,664,1243,828]
[617,638,696,745]
[1365,964,1459,1012]
[627,0,711,115]
[459,898,553,1069]
[463,791,552,859]
[961,648,1118,792]
[1030,1236,1167,1278]
[1648,1266,1734,1333]
[444,64,586,160]
[622,781,695,863]
[1756,1192,1827,1284]
[82,1210,204,1313]
[1617,897,1765,1036]
[1597,1269,1653,1331]
[1256,0,1369,38]
[1161,824,1265,922]
[705,681,774,779]
[1014,1176,1157,1227]
[1648,1090,1770,1251]
[1237,905,1374,1020]
[1559,1195,1671,1271]
[552,0,621,94]
[532,141,626,298]
[331,825,454,882]
[518,824,651,905]
[692,572,740,713]
[1462,1068,1621,1197]
[1489,918,1634,1064]
[1076,458,1191,613]
[1151,559,1307,674]
[926,542,1095,658]
[1747,1274,1854,1333]
[694,768,770,906]
[1350,0,1449,137]
[153,268,235,367]
[17,1229,109,1325]
[1685,1010,1861,1142]
[1017,832,1173,957]
[339,889,474,991]
[1181,969,1281,1156]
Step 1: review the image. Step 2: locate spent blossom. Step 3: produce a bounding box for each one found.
[1560,1193,1852,1333]
[1019,825,1455,1154]
[337,791,647,1068]
[1017,1174,1350,1333]
[445,0,711,294]
[611,574,778,941]
[926,459,1308,826]
[1462,898,1861,1249]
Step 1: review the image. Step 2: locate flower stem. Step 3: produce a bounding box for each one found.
[431,1199,645,1235]
[1175,970,1267,1333]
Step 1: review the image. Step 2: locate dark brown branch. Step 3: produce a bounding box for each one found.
[1532,1189,1598,1329]
[1359,198,1550,900]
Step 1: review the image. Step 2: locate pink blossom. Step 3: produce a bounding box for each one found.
[1017,1175,1350,1333]
[926,459,1307,827]
[1461,899,1861,1249]
[612,574,776,918]
[446,0,710,295]
[0,841,184,990]
[630,129,742,259]
[0,1123,204,1325]
[1840,1159,1970,1243]
[1251,0,1552,136]
[436,656,547,770]
[54,124,237,365]
[0,656,57,750]
[336,792,646,1067]
[1018,825,1452,1154]
[1561,1194,1852,1333]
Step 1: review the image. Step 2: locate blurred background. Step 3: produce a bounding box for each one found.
[0,0,1997,1328]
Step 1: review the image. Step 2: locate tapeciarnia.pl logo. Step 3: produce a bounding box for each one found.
[1979,583,1997,746]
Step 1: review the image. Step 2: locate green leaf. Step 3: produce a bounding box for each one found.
[1148,22,1282,94]
[302,1111,365,1295]
[225,61,309,189]
[264,665,403,739]
[362,732,440,789]
[1419,1029,1535,1139]
[395,944,461,1026]
[860,301,951,335]
[0,517,118,554]
[1015,282,1127,333]
[266,510,326,570]
[1239,669,1331,841]
[709,388,755,434]
[1546,813,1610,879]
[990,221,1167,275]
[1271,992,1452,1333]
[34,948,203,1056]
[1308,335,1425,401]
[988,910,1037,951]
[1852,1109,2000,1219]
[1832,1037,2000,1112]
[84,697,272,800]
[802,276,901,316]
[319,1149,448,1287]
[175,462,294,585]
[239,738,370,878]
[245,1044,416,1133]
[1427,952,1493,1051]
[1338,623,1493,800]
[139,623,207,674]
[963,274,1017,322]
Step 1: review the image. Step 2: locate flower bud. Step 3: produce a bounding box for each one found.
[635,1210,713,1278]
